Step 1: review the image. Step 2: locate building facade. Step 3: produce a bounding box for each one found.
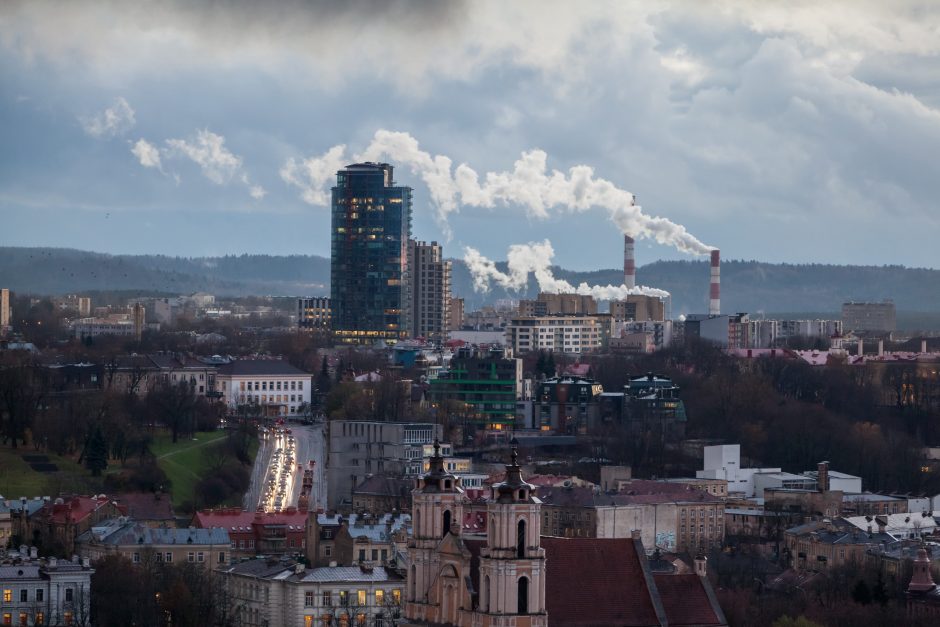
[428,347,522,430]
[842,301,897,334]
[327,421,443,511]
[0,552,94,627]
[408,240,451,344]
[76,520,230,567]
[518,293,597,317]
[298,297,331,330]
[506,314,613,355]
[215,359,312,418]
[331,162,413,345]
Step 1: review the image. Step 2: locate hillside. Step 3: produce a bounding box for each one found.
[2,247,939,320]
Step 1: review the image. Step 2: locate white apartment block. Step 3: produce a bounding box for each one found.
[408,240,451,344]
[506,314,614,355]
[215,359,312,417]
[219,560,404,627]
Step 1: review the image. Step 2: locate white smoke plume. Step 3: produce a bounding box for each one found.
[81,97,136,138]
[464,240,670,300]
[282,129,714,255]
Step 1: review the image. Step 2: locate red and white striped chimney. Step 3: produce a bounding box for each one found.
[709,249,721,316]
[623,235,636,289]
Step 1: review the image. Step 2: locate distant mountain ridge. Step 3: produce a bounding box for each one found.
[1,247,939,316]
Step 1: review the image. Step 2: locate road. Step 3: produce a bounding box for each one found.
[288,424,327,512]
[243,423,326,512]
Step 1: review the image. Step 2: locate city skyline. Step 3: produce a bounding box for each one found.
[2,1,939,272]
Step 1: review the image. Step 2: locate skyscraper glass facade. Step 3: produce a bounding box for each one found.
[331,163,412,344]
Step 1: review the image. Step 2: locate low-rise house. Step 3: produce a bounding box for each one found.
[842,493,906,516]
[218,559,405,627]
[215,359,313,418]
[0,548,94,627]
[784,517,895,571]
[76,519,230,567]
[27,496,125,555]
[192,508,309,558]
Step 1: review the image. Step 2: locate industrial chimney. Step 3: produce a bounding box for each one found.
[708,249,720,316]
[623,235,636,289]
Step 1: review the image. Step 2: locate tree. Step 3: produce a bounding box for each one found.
[84,425,109,476]
[148,380,198,443]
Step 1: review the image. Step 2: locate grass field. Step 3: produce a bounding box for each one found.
[0,445,92,499]
[152,430,229,509]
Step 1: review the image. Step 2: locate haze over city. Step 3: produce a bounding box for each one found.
[2,1,939,270]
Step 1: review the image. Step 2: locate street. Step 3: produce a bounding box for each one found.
[243,423,326,512]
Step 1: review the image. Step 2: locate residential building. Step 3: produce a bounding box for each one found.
[24,495,125,555]
[326,421,442,510]
[0,288,10,333]
[518,293,597,316]
[506,314,614,355]
[0,549,94,627]
[108,492,175,527]
[841,493,905,516]
[297,297,331,330]
[215,359,312,417]
[0,509,11,549]
[785,517,895,571]
[407,240,451,344]
[218,559,405,627]
[76,519,230,567]
[609,294,666,322]
[331,162,412,345]
[352,476,414,514]
[448,297,464,332]
[842,300,897,334]
[532,375,604,435]
[428,346,522,431]
[192,508,310,558]
[777,319,843,342]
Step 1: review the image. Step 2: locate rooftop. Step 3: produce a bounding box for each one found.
[216,359,309,377]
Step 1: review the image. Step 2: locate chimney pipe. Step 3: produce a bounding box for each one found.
[817,461,830,492]
[858,339,864,357]
[708,249,720,316]
[922,339,928,353]
[878,339,884,357]
[623,235,636,290]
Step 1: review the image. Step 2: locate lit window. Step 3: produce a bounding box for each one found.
[2,590,9,603]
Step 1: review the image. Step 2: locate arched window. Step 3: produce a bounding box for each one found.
[410,565,417,601]
[517,519,526,558]
[483,575,491,613]
[518,576,529,615]
[443,509,452,535]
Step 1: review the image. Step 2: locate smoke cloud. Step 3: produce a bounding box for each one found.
[282,130,714,255]
[464,240,670,300]
[81,97,136,138]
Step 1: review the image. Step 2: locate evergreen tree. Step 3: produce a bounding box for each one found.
[317,355,332,397]
[334,359,345,385]
[546,352,556,378]
[85,425,109,477]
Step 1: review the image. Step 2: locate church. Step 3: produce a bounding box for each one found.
[403,442,727,627]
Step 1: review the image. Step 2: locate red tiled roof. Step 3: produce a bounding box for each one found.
[653,574,724,626]
[45,496,122,525]
[542,536,662,626]
[193,508,307,531]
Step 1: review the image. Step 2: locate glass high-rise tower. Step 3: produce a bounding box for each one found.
[330,163,412,344]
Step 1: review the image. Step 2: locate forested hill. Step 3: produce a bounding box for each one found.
[1,247,939,316]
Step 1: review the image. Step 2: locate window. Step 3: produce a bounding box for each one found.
[393,589,401,605]
[35,614,43,626]
[19,590,27,603]
[357,590,367,606]
[371,549,378,561]
[64,612,73,626]
[339,591,348,605]
[35,589,43,602]
[375,590,384,606]
[298,381,303,391]
[165,552,172,562]
[304,616,314,627]
[218,552,226,564]
[322,591,333,606]
[188,552,195,562]
[358,550,366,562]
[2,590,9,603]
[17,614,25,627]
[305,591,315,607]
[65,588,74,602]
[133,552,140,563]
[2,615,9,627]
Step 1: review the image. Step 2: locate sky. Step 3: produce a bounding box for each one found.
[1,0,939,270]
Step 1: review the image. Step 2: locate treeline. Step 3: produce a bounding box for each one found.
[585,341,940,494]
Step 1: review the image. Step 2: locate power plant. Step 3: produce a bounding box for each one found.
[623,235,636,289]
[709,249,721,316]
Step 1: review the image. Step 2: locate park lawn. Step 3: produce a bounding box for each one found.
[0,445,91,499]
[152,430,229,510]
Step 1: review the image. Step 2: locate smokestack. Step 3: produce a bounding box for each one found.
[708,249,720,316]
[858,339,864,357]
[922,339,928,354]
[878,339,884,357]
[817,461,830,492]
[623,235,636,289]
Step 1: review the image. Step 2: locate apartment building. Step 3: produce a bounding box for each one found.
[76,519,230,567]
[0,550,94,627]
[327,421,443,511]
[408,240,451,344]
[506,314,614,355]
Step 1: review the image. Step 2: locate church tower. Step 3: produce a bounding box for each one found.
[406,441,469,623]
[477,441,548,626]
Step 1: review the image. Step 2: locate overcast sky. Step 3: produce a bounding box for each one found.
[1,1,939,270]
